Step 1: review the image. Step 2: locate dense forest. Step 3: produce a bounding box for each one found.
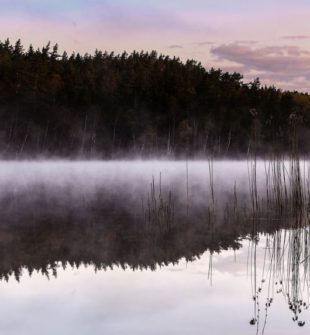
[0,38,310,158]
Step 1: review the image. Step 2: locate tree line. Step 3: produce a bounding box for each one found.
[0,38,310,158]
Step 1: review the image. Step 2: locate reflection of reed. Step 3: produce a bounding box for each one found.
[245,155,310,220]
[208,156,215,207]
[249,221,310,333]
[143,175,174,231]
[243,154,310,332]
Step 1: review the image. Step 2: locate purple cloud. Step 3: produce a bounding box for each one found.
[195,41,215,46]
[235,40,258,45]
[168,44,183,49]
[211,44,310,72]
[210,43,310,92]
[281,35,310,40]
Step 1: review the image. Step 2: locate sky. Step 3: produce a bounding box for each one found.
[1,0,310,92]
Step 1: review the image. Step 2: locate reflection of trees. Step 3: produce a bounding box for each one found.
[0,181,258,282]
[0,209,244,282]
[1,156,310,335]
[0,189,307,285]
[1,157,310,286]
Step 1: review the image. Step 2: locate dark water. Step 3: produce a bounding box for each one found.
[0,161,309,335]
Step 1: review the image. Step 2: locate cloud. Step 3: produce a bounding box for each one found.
[211,44,310,72]
[281,35,310,40]
[235,40,258,44]
[168,44,183,49]
[210,43,310,92]
[195,41,215,46]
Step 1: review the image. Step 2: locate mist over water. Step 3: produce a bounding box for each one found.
[0,160,259,217]
[1,160,310,334]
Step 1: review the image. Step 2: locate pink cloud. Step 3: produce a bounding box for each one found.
[281,35,310,40]
[211,43,310,92]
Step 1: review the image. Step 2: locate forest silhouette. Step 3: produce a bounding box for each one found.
[1,39,310,157]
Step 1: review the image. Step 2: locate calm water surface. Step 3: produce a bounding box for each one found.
[0,161,309,335]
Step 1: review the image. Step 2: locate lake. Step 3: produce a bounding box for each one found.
[0,160,309,334]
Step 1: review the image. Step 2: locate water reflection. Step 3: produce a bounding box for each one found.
[0,160,310,334]
[249,226,310,332]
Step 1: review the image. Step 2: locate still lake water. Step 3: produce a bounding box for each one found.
[0,160,309,335]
